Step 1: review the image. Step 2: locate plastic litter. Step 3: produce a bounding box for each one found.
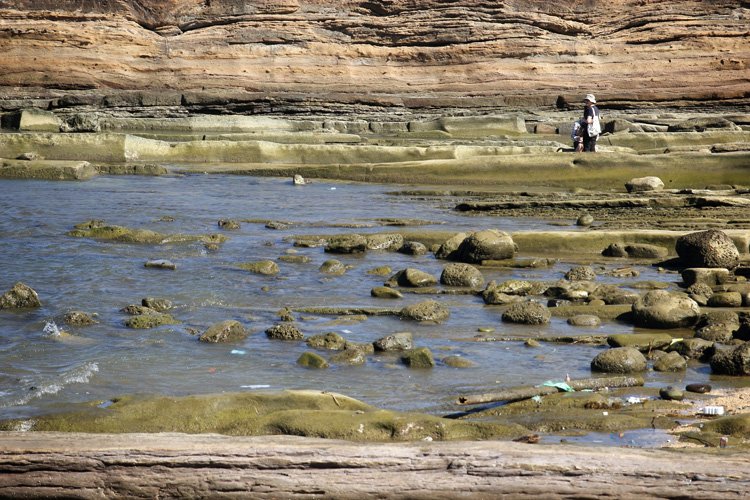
[626,396,643,404]
[230,349,247,355]
[240,384,271,389]
[531,395,542,403]
[540,380,574,392]
[701,406,725,416]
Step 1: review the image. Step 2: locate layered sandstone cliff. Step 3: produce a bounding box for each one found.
[0,1,748,114]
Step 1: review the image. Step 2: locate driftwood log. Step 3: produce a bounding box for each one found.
[1,432,749,499]
[457,375,645,405]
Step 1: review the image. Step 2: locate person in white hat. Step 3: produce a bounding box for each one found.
[581,94,601,152]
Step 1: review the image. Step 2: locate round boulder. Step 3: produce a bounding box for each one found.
[435,232,468,260]
[591,347,647,373]
[440,263,485,288]
[501,301,551,325]
[675,229,740,269]
[388,268,437,288]
[398,241,429,256]
[399,300,450,323]
[373,332,413,352]
[452,229,515,264]
[366,233,403,251]
[266,323,304,340]
[653,351,687,372]
[710,343,750,376]
[631,290,700,329]
[565,265,596,281]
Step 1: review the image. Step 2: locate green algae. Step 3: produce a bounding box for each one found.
[0,391,527,441]
[68,220,227,247]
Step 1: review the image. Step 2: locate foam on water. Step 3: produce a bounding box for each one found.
[42,321,62,337]
[0,361,99,408]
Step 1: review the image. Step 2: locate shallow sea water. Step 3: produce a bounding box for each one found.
[0,174,717,436]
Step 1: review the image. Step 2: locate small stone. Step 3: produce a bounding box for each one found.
[265,323,304,340]
[685,383,711,394]
[659,386,684,401]
[576,214,594,226]
[293,174,306,185]
[400,347,435,368]
[62,311,98,326]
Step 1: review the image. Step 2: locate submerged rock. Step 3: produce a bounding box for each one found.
[62,310,97,326]
[199,320,248,343]
[239,260,280,275]
[69,219,227,247]
[400,347,435,368]
[266,323,304,340]
[0,282,41,309]
[218,219,241,230]
[142,297,173,312]
[297,352,329,369]
[306,332,347,350]
[144,259,176,270]
[319,259,348,275]
[371,286,403,299]
[124,312,179,329]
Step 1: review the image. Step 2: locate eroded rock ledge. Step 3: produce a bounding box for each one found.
[1,432,749,498]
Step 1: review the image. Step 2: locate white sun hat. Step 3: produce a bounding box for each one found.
[584,94,596,103]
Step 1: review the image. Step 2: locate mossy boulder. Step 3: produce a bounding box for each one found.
[452,229,515,264]
[434,232,468,260]
[297,352,329,369]
[399,300,449,323]
[400,347,435,368]
[565,266,596,282]
[591,347,647,373]
[199,320,248,343]
[440,263,485,288]
[319,259,348,275]
[142,297,172,312]
[238,260,280,276]
[306,332,347,350]
[124,312,179,329]
[631,290,700,329]
[62,310,97,326]
[329,348,367,365]
[266,323,304,340]
[653,351,687,372]
[501,301,551,325]
[0,282,41,309]
[442,355,477,368]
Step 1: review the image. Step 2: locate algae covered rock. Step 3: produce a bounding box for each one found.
[607,333,674,352]
[0,390,538,441]
[142,297,173,312]
[69,219,227,247]
[398,241,429,256]
[452,229,515,264]
[365,233,403,251]
[442,355,477,368]
[266,323,304,340]
[306,332,347,350]
[199,320,248,343]
[239,260,280,276]
[329,348,367,365]
[297,351,329,369]
[675,229,740,270]
[567,314,601,327]
[631,290,700,329]
[400,347,435,368]
[501,301,551,325]
[440,263,485,288]
[319,259,348,275]
[0,282,41,309]
[399,300,449,323]
[371,286,403,299]
[565,265,596,281]
[62,310,97,326]
[591,347,647,373]
[124,312,179,329]
[434,232,468,260]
